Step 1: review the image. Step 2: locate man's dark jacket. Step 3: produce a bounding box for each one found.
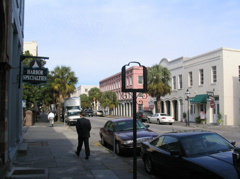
[76,117,91,138]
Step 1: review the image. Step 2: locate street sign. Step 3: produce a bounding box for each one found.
[210,100,215,108]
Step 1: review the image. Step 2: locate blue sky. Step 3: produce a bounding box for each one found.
[24,0,240,86]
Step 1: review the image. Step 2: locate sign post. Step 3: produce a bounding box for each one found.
[121,62,147,179]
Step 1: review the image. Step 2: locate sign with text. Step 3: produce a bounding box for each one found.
[23,60,48,85]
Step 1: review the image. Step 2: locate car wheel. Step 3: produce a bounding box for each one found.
[147,118,151,123]
[115,142,122,156]
[169,123,173,125]
[101,136,105,146]
[144,155,154,174]
[157,119,160,124]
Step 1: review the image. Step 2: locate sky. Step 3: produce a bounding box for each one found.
[24,0,240,86]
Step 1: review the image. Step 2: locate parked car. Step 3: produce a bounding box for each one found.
[93,110,104,117]
[136,110,153,122]
[141,130,240,178]
[99,118,158,155]
[147,113,174,125]
[83,109,93,117]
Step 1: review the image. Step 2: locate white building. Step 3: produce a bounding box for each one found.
[23,41,38,56]
[159,47,240,126]
[72,85,99,97]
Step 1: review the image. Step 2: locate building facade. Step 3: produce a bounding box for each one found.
[73,85,99,97]
[72,85,100,109]
[160,48,240,126]
[100,66,151,116]
[0,0,25,178]
[23,41,38,56]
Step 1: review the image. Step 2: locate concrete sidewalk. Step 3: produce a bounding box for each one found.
[7,115,155,179]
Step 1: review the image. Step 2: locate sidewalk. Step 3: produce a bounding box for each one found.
[7,115,156,179]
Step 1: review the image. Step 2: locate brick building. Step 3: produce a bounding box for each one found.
[100,66,151,116]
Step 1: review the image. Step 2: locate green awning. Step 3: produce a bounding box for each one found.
[190,94,207,104]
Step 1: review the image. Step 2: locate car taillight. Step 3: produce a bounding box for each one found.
[162,117,166,119]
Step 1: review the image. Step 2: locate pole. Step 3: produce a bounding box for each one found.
[187,98,190,126]
[132,91,137,179]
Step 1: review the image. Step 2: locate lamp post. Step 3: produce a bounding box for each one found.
[121,61,147,179]
[185,89,190,126]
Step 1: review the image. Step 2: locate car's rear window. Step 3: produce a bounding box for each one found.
[144,112,153,115]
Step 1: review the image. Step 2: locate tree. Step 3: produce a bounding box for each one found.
[80,94,91,109]
[88,87,102,110]
[100,91,118,115]
[50,66,78,122]
[147,64,171,113]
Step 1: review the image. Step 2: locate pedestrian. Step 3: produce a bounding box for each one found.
[75,111,91,159]
[48,111,55,127]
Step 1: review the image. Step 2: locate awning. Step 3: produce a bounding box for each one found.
[190,94,207,104]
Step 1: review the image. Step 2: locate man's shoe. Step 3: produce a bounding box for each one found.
[85,156,89,160]
[75,151,79,157]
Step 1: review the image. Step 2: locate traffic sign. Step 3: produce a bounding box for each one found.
[210,100,215,108]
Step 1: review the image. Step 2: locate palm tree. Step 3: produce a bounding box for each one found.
[100,91,118,115]
[147,64,171,113]
[88,87,102,110]
[80,94,91,109]
[50,66,78,122]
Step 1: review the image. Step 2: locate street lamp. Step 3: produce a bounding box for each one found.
[185,89,190,126]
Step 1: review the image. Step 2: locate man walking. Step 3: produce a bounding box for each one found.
[75,112,91,159]
[48,111,55,127]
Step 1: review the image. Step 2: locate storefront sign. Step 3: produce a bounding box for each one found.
[200,111,206,119]
[23,60,48,85]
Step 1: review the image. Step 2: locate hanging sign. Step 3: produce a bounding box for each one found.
[22,60,48,85]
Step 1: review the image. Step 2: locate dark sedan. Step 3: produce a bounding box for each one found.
[83,109,93,117]
[99,118,158,155]
[141,130,240,178]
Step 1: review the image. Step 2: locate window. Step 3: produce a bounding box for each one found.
[138,76,143,84]
[212,66,217,83]
[150,136,164,148]
[159,136,180,152]
[172,76,176,90]
[178,75,182,89]
[190,104,195,115]
[199,69,204,85]
[188,72,193,86]
[138,104,143,111]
